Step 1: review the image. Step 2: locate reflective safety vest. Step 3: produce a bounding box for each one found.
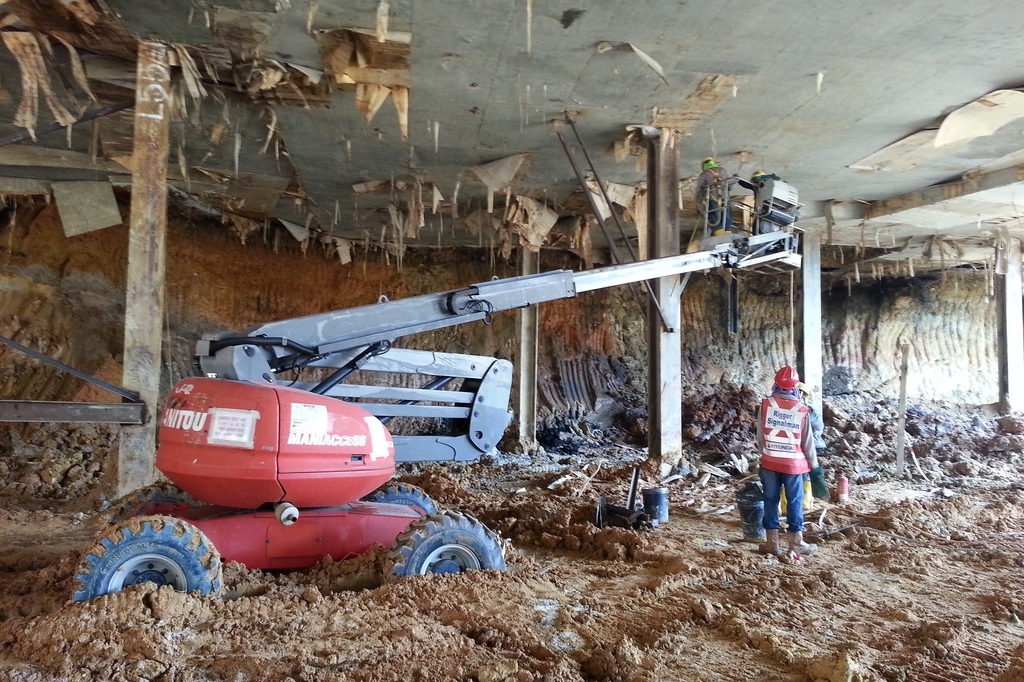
[760,395,811,475]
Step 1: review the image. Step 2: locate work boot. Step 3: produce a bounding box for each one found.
[787,531,818,555]
[758,529,783,555]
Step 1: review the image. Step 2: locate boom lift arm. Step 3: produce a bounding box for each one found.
[195,230,800,463]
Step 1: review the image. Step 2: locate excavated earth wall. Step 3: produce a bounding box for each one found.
[0,202,998,411]
[0,202,1000,505]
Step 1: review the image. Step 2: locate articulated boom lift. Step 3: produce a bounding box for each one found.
[72,230,799,602]
[195,229,801,464]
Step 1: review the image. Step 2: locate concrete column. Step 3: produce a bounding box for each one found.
[998,238,1024,414]
[644,129,683,470]
[117,42,171,495]
[800,230,824,414]
[515,247,540,452]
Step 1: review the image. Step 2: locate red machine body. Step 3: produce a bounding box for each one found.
[157,378,396,509]
[175,502,421,569]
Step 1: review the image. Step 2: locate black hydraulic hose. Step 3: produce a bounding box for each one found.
[205,335,319,357]
[311,341,391,395]
[0,100,135,147]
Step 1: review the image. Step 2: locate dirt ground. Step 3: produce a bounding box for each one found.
[2,203,1023,680]
[2,393,1024,682]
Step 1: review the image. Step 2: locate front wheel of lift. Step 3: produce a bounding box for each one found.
[73,515,222,602]
[385,511,505,578]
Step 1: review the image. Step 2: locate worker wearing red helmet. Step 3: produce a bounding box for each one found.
[755,365,820,555]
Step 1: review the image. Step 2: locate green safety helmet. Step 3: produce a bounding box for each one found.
[701,157,718,171]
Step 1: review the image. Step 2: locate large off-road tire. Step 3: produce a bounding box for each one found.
[385,511,505,578]
[365,483,439,515]
[73,515,222,602]
[110,482,200,521]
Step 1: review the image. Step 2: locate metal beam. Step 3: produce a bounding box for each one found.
[0,100,134,147]
[0,401,144,424]
[0,334,141,402]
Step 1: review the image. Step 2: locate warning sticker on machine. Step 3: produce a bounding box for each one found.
[287,403,367,447]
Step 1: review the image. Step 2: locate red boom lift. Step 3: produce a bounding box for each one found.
[72,230,801,601]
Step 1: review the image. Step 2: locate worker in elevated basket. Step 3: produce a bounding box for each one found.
[756,366,819,555]
[694,157,733,235]
[737,170,781,235]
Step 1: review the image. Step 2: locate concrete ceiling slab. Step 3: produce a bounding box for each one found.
[1,0,1024,269]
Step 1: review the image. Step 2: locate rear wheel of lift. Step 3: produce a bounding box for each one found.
[385,511,505,578]
[73,515,223,602]
[109,481,200,521]
[365,483,439,514]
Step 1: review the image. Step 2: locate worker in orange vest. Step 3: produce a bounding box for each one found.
[756,366,820,555]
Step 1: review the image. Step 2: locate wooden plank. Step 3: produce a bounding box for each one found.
[646,129,683,469]
[516,248,540,449]
[52,180,123,236]
[340,66,410,87]
[0,176,51,194]
[119,42,171,495]
[0,401,144,424]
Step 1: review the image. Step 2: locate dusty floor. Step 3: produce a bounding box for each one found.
[2,395,1024,682]
[2,204,1023,680]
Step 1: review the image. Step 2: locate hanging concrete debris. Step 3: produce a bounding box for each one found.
[172,45,208,102]
[1,31,79,138]
[462,207,502,238]
[318,26,410,136]
[233,58,328,108]
[934,90,1024,148]
[596,41,669,86]
[319,234,353,264]
[471,153,530,213]
[376,1,389,43]
[652,74,737,133]
[357,82,391,122]
[404,180,424,239]
[391,85,409,140]
[212,7,279,62]
[583,177,635,220]
[624,185,648,258]
[431,184,444,213]
[503,195,558,254]
[223,213,262,245]
[278,218,310,243]
[52,181,121,237]
[852,90,1024,172]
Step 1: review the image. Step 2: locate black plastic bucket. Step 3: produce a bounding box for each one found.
[642,487,669,525]
[735,483,766,541]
